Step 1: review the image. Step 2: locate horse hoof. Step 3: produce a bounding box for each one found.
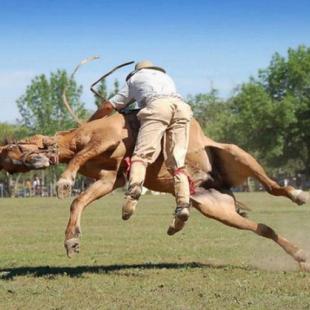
[299,262,310,272]
[57,179,73,199]
[64,238,80,258]
[167,217,186,236]
[295,249,307,262]
[292,190,310,206]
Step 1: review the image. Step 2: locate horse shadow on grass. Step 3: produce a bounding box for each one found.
[0,262,255,280]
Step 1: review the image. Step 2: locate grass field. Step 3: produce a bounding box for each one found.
[0,192,310,309]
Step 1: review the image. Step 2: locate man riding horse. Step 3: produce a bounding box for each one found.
[92,60,193,223]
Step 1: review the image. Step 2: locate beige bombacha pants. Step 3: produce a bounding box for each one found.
[128,97,193,206]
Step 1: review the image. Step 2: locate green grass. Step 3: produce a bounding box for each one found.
[0,192,310,309]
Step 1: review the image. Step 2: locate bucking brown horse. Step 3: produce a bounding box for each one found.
[0,112,309,270]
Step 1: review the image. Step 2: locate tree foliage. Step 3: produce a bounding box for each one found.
[17,70,87,135]
[188,89,232,141]
[226,83,296,168]
[94,80,108,108]
[94,79,120,107]
[0,122,30,144]
[257,45,310,174]
[190,45,310,176]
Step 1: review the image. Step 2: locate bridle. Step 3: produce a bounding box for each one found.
[24,143,59,166]
[4,141,59,167]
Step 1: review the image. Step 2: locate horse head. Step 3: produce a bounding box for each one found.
[0,135,58,174]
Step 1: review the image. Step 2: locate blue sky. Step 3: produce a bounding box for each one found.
[0,0,310,122]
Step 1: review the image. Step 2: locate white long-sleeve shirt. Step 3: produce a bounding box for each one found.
[109,68,182,110]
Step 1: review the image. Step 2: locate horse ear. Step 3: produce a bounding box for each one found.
[3,137,17,145]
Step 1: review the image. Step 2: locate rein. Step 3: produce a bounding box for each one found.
[90,61,135,99]
[13,140,59,166]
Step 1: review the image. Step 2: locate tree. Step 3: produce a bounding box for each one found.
[94,79,121,108]
[17,70,87,135]
[94,80,108,108]
[110,79,120,97]
[226,83,296,170]
[257,45,310,175]
[188,46,309,177]
[0,122,29,144]
[188,89,232,141]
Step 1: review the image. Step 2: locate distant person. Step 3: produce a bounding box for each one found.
[283,178,289,187]
[32,175,41,196]
[25,179,32,197]
[296,173,302,188]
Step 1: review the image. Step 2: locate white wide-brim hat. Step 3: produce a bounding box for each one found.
[126,60,166,81]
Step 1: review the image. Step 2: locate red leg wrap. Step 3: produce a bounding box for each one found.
[173,168,196,195]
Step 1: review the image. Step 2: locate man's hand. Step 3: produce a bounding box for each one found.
[101,101,114,115]
[88,101,114,122]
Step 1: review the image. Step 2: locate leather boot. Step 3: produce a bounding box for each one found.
[174,202,190,222]
[122,161,147,220]
[173,171,191,221]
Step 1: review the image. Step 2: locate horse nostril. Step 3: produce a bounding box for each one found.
[49,155,57,164]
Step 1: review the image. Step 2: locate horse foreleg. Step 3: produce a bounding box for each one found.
[64,172,125,257]
[57,140,119,198]
[191,188,309,270]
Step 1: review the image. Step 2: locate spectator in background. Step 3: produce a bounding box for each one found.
[32,175,41,196]
[25,179,32,197]
[283,178,289,187]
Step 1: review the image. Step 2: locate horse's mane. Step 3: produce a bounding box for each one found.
[55,128,76,137]
[1,128,76,147]
[19,135,46,145]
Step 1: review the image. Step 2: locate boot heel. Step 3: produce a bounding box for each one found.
[175,205,190,222]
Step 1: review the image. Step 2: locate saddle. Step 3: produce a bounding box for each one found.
[120,108,141,135]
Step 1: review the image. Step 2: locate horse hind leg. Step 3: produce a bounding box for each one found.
[256,172,309,206]
[191,188,309,270]
[217,144,309,206]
